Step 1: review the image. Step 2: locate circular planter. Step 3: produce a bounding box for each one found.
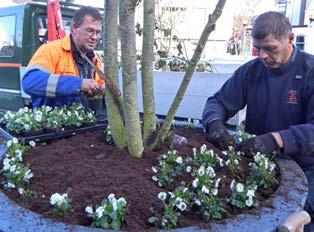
[0,142,308,232]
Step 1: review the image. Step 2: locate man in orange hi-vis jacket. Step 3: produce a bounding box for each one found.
[22,6,105,108]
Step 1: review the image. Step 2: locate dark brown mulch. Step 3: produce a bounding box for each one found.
[0,127,279,231]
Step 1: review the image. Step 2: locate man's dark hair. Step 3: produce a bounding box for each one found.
[252,11,292,40]
[71,6,103,28]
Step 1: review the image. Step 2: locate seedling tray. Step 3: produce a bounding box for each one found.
[0,123,107,144]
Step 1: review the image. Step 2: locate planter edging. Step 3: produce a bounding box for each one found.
[0,142,308,232]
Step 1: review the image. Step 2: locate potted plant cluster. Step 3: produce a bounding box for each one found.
[0,103,97,135]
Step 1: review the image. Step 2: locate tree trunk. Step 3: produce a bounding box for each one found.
[104,0,127,148]
[119,0,144,157]
[151,0,226,150]
[141,0,156,144]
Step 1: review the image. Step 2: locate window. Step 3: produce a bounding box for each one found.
[295,35,305,50]
[0,15,16,57]
[276,0,287,15]
[37,15,72,44]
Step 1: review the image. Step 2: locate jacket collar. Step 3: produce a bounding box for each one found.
[60,35,71,51]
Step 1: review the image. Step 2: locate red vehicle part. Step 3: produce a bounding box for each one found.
[47,0,66,41]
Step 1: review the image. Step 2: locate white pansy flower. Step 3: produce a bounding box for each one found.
[236,183,244,193]
[234,159,239,165]
[245,198,254,207]
[6,140,12,147]
[269,163,276,171]
[23,170,33,181]
[192,148,197,157]
[211,188,218,196]
[230,180,236,190]
[9,164,16,172]
[215,178,221,188]
[152,166,157,173]
[247,189,255,197]
[6,182,16,189]
[201,185,209,194]
[12,138,18,144]
[177,201,187,211]
[117,197,127,206]
[225,159,230,165]
[186,166,192,173]
[3,158,11,171]
[152,176,158,181]
[206,166,215,177]
[197,166,205,176]
[29,140,36,147]
[108,193,115,202]
[18,188,25,195]
[95,206,104,218]
[112,200,118,211]
[176,156,183,164]
[85,206,94,214]
[192,178,199,188]
[158,192,167,201]
[15,150,22,161]
[200,144,207,153]
[194,198,202,206]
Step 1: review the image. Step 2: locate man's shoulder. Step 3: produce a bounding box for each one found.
[38,36,71,52]
[296,50,314,68]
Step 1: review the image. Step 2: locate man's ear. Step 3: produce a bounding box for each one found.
[288,32,294,44]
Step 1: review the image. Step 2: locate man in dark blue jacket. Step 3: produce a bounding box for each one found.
[202,11,314,231]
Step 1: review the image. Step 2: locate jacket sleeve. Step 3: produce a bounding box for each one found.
[279,73,314,156]
[22,45,82,98]
[202,65,249,128]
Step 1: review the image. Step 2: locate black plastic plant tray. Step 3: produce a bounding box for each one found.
[0,123,107,144]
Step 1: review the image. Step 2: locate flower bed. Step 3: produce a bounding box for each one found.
[0,126,308,231]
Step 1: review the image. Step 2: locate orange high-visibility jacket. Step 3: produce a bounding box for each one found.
[22,35,104,107]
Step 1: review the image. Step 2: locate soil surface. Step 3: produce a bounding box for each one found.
[0,127,279,231]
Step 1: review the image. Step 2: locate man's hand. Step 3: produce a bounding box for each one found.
[235,133,279,155]
[206,120,234,151]
[81,79,101,96]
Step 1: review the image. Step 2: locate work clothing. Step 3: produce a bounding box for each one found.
[202,47,314,230]
[206,119,235,150]
[203,48,314,171]
[22,35,104,108]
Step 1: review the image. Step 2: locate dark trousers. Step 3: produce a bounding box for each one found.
[304,170,314,232]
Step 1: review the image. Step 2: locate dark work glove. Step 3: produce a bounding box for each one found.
[206,120,234,150]
[235,133,279,155]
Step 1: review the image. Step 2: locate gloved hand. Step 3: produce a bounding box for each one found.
[206,120,234,150]
[235,133,279,155]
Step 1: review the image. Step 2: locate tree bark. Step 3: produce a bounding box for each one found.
[104,0,126,148]
[120,0,144,157]
[141,0,156,144]
[151,0,226,150]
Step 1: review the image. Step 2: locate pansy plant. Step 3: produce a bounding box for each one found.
[1,139,35,191]
[229,180,258,209]
[222,146,243,178]
[50,192,71,216]
[150,189,189,230]
[192,165,224,219]
[193,144,224,167]
[249,152,277,189]
[187,118,200,128]
[152,150,185,187]
[85,193,127,230]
